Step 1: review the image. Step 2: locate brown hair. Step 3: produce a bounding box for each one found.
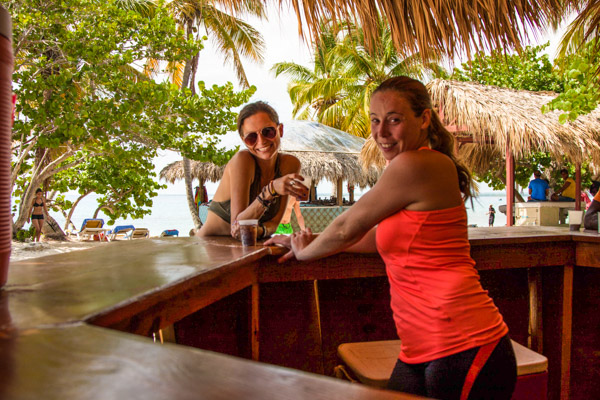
[372,76,474,200]
[236,101,279,137]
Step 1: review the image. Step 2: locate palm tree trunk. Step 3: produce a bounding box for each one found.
[183,157,202,229]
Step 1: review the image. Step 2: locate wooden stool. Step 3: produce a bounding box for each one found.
[336,339,547,399]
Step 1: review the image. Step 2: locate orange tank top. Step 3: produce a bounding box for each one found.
[376,204,508,364]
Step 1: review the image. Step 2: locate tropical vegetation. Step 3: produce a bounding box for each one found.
[272,19,427,138]
[160,0,266,229]
[8,0,252,235]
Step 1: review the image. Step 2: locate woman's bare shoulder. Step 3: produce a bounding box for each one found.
[224,150,255,178]
[387,150,456,181]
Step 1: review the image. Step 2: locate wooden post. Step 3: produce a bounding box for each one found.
[575,163,581,211]
[336,178,343,206]
[251,283,259,361]
[506,140,515,227]
[528,268,543,353]
[310,182,317,202]
[560,265,573,400]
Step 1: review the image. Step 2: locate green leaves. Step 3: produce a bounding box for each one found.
[543,39,600,123]
[9,0,251,230]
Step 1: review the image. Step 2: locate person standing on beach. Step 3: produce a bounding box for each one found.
[198,101,309,240]
[275,196,306,234]
[527,170,549,201]
[27,188,49,242]
[487,205,496,227]
[266,76,516,399]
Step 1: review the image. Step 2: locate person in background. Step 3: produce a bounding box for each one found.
[527,170,549,201]
[275,196,306,234]
[194,184,208,208]
[487,205,496,227]
[197,101,308,240]
[266,76,516,399]
[551,169,576,201]
[27,188,49,242]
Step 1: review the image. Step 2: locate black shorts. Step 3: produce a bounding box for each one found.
[31,214,44,220]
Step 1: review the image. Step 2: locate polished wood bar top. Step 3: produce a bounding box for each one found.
[0,324,418,400]
[6,227,596,329]
[3,236,423,400]
[7,238,269,329]
[3,227,597,400]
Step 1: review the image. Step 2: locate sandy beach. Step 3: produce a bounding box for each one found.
[10,239,105,262]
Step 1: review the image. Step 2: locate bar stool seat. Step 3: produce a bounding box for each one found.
[336,339,547,399]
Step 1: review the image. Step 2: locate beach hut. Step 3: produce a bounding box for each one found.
[160,120,380,205]
[360,79,600,225]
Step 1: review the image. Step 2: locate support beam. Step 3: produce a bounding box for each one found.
[506,140,515,227]
[575,163,581,211]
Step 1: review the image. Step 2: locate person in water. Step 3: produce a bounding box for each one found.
[27,188,49,242]
[197,101,308,240]
[267,76,516,399]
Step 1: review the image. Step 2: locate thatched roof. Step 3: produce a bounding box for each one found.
[360,79,600,172]
[160,120,380,189]
[160,160,225,184]
[285,0,563,62]
[428,79,600,164]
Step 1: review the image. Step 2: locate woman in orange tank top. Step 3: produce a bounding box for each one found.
[266,77,516,399]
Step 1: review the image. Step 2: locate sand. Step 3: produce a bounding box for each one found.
[10,240,104,262]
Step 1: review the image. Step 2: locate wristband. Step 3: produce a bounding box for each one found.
[268,181,279,197]
[259,223,269,239]
[256,193,271,209]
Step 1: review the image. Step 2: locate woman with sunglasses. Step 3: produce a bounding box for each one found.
[198,101,309,240]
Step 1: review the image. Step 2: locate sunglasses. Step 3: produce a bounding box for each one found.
[243,126,278,146]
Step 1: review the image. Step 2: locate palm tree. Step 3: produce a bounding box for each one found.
[160,0,267,229]
[272,19,428,138]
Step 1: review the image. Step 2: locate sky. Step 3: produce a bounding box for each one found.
[155,7,571,195]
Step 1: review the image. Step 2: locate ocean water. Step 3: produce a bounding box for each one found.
[31,187,516,237]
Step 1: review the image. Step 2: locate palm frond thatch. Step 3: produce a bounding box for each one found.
[285,0,563,61]
[159,160,225,184]
[428,79,600,165]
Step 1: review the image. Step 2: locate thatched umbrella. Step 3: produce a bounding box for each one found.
[160,161,225,185]
[285,0,562,63]
[160,121,380,204]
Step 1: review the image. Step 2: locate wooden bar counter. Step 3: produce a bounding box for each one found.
[2,227,600,399]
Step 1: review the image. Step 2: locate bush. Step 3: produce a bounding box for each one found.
[14,226,35,242]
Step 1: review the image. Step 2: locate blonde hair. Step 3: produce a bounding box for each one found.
[373,76,474,200]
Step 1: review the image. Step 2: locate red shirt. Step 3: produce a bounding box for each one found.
[376,204,508,363]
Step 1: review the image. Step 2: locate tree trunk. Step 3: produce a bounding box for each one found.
[63,192,91,231]
[180,18,202,230]
[13,179,41,231]
[183,157,202,229]
[42,213,67,241]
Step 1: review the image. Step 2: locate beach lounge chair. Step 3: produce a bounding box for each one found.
[160,229,179,237]
[108,225,135,241]
[129,228,150,240]
[76,218,108,241]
